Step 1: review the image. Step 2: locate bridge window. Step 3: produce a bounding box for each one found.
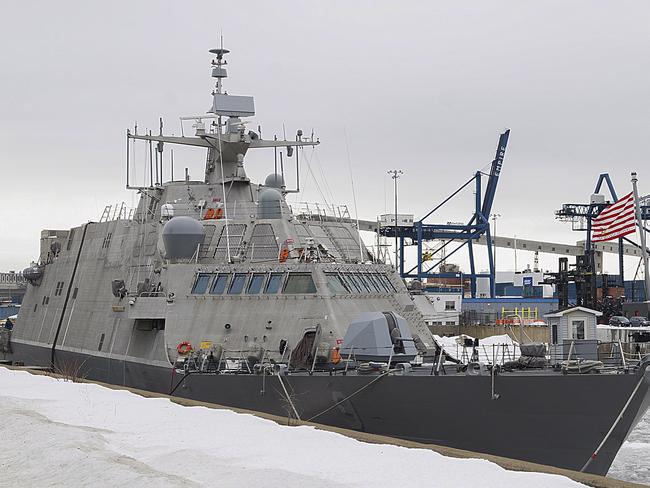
[283,273,317,294]
[326,273,349,294]
[378,274,396,292]
[247,273,266,294]
[357,274,374,293]
[191,274,211,294]
[210,273,229,295]
[366,274,383,293]
[349,274,369,293]
[228,273,248,294]
[340,274,360,293]
[264,273,284,294]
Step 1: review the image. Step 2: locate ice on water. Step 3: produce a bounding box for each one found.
[609,412,650,485]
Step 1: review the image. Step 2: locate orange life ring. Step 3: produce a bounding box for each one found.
[279,248,289,262]
[203,208,215,220]
[215,208,224,219]
[177,341,193,355]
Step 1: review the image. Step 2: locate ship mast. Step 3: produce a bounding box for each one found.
[125,47,319,190]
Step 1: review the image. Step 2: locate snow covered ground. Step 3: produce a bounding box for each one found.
[0,367,589,488]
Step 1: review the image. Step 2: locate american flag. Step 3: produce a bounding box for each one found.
[592,192,637,243]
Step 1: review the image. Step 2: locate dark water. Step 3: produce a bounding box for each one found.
[609,412,650,485]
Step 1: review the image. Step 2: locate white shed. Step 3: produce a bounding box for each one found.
[544,306,602,361]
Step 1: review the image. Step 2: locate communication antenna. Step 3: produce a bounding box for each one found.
[344,128,364,262]
[158,117,164,184]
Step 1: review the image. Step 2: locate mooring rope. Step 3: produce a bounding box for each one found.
[580,371,647,472]
[276,373,301,421]
[307,372,390,423]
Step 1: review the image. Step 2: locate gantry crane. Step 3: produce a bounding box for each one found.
[380,130,510,298]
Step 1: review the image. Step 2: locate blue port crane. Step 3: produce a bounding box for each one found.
[381,130,510,298]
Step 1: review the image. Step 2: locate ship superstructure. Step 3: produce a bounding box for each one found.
[9,47,650,477]
[12,47,432,376]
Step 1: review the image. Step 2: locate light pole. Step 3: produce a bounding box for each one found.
[388,169,403,272]
[631,172,650,300]
[491,213,501,276]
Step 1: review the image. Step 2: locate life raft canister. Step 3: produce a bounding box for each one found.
[177,341,193,355]
[202,208,224,220]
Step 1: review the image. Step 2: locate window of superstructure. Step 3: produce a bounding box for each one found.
[342,273,361,293]
[264,273,284,294]
[365,274,383,293]
[228,273,248,294]
[283,273,317,294]
[379,274,396,292]
[209,273,229,295]
[191,274,211,294]
[102,232,113,249]
[326,273,349,294]
[373,274,391,292]
[359,274,375,293]
[54,281,64,296]
[349,274,369,293]
[445,301,456,311]
[247,273,266,294]
[66,229,76,251]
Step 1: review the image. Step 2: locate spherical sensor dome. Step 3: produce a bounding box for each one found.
[264,173,285,189]
[162,216,206,259]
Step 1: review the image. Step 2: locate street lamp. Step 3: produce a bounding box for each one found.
[388,169,403,272]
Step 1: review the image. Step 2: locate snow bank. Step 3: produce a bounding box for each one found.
[0,368,585,488]
[434,334,521,364]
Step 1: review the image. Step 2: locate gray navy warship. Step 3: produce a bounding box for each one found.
[9,47,650,476]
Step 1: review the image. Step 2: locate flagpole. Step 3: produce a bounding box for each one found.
[631,172,650,300]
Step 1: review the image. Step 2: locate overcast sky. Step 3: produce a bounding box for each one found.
[1,1,649,277]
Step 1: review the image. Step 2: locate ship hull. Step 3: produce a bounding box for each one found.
[10,341,650,476]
